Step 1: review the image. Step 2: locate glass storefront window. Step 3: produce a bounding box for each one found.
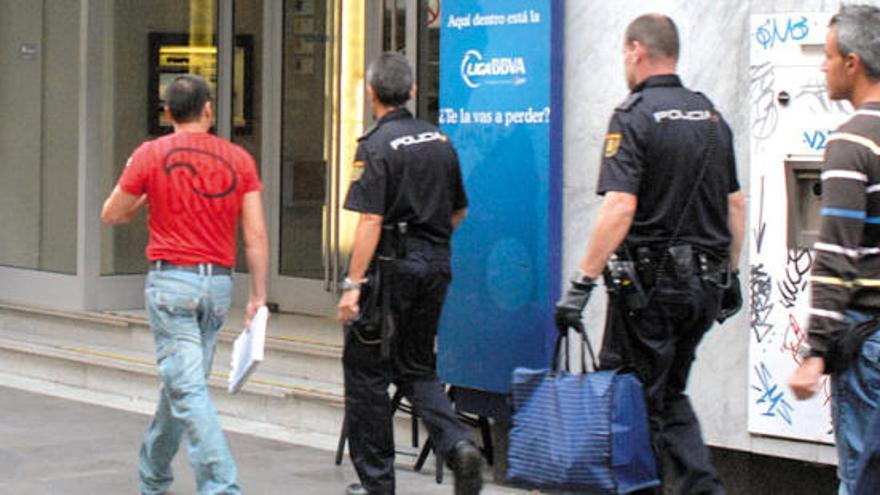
[232,0,264,272]
[232,0,262,164]
[102,0,219,275]
[0,1,80,274]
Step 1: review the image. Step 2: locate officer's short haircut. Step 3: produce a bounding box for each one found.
[830,4,880,81]
[625,14,680,62]
[164,74,212,123]
[367,52,413,107]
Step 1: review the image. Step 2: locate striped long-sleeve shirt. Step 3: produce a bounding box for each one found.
[808,102,880,358]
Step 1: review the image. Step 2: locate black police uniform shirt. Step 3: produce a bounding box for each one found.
[344,108,468,245]
[596,74,740,259]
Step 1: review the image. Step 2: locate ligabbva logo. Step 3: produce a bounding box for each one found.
[460,49,527,89]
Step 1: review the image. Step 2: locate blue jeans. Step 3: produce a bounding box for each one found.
[854,402,880,495]
[832,314,880,495]
[138,269,241,495]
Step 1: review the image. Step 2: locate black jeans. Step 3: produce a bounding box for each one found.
[599,272,725,495]
[342,244,469,494]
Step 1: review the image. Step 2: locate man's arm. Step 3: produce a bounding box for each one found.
[790,139,868,399]
[451,208,467,231]
[554,191,637,334]
[727,191,745,269]
[101,186,147,225]
[337,212,383,322]
[789,357,826,400]
[346,213,384,282]
[241,191,269,327]
[577,192,638,278]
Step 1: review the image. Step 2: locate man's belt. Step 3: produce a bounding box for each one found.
[633,245,728,273]
[151,260,233,276]
[626,243,730,290]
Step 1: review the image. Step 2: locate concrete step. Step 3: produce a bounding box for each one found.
[0,302,441,455]
[0,334,428,449]
[0,302,346,385]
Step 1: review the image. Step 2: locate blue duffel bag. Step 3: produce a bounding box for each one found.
[507,331,660,494]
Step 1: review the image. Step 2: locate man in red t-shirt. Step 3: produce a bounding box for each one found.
[101,74,267,495]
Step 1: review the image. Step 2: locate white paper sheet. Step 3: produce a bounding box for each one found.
[227,306,268,394]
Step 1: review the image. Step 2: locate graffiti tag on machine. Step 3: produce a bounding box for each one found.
[752,362,794,426]
[778,248,814,309]
[750,264,775,343]
[754,16,809,50]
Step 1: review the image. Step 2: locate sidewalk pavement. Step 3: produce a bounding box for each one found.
[0,385,527,495]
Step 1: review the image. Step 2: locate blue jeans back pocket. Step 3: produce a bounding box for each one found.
[146,287,200,361]
[148,289,198,315]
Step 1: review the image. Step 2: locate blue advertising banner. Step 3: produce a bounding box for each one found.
[437,0,563,394]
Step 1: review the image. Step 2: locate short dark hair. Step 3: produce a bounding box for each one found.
[625,14,680,62]
[830,4,880,80]
[164,74,211,123]
[366,52,413,107]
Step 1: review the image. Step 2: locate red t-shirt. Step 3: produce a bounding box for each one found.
[117,132,262,267]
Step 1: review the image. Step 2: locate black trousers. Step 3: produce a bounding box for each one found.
[343,244,469,495]
[599,272,725,495]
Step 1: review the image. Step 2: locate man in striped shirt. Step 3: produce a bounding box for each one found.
[788,5,880,493]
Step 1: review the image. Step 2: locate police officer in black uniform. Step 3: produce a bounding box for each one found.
[336,52,482,495]
[554,15,745,495]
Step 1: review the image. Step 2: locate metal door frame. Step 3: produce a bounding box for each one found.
[255,0,418,316]
[259,0,346,316]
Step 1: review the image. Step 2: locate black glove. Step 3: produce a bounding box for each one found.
[555,271,596,334]
[716,270,742,324]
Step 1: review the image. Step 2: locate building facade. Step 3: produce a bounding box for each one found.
[3,0,875,469]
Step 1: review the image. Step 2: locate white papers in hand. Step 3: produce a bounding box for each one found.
[228,306,268,394]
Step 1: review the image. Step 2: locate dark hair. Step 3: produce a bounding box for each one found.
[625,14,680,62]
[366,52,413,107]
[164,74,212,123]
[830,4,880,80]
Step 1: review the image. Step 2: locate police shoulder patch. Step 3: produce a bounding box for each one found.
[350,160,365,181]
[615,93,642,112]
[604,133,622,158]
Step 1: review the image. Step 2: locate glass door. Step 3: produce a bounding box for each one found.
[264,0,437,315]
[279,0,335,283]
[266,0,365,315]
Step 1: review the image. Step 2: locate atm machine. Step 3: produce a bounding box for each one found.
[748,13,851,444]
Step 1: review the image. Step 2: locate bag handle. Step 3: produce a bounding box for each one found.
[552,326,598,373]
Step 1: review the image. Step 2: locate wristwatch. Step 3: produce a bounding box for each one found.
[341,277,364,291]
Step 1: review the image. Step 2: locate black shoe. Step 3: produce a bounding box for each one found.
[450,441,483,495]
[345,483,369,495]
